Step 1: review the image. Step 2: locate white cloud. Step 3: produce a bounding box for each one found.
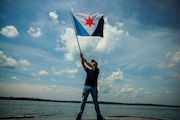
[99,80,112,93]
[53,68,78,75]
[59,17,127,61]
[99,69,124,93]
[49,85,58,91]
[139,88,144,92]
[115,85,159,100]
[38,70,49,75]
[158,49,180,68]
[116,22,124,27]
[166,50,180,66]
[27,27,42,37]
[0,51,17,69]
[19,59,31,71]
[106,69,124,82]
[0,25,19,38]
[21,68,29,71]
[120,84,134,93]
[60,28,79,61]
[32,70,49,80]
[165,90,172,94]
[115,84,143,98]
[55,44,66,51]
[61,21,66,24]
[19,59,31,66]
[96,18,125,53]
[49,11,59,24]
[10,76,19,80]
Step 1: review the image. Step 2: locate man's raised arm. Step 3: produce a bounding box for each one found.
[80,53,87,71]
[80,53,95,70]
[84,60,95,70]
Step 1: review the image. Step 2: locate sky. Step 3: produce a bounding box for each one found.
[0,0,180,106]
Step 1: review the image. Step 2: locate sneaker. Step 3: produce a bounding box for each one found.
[76,113,82,120]
[97,114,105,120]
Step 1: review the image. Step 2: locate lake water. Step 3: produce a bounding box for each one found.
[0,100,180,120]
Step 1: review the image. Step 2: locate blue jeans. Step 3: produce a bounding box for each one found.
[80,85,101,115]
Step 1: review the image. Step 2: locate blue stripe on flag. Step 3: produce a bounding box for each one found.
[73,16,89,36]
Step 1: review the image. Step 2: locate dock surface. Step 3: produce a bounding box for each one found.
[0,116,169,120]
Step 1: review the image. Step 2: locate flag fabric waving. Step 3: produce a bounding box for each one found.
[71,12,104,37]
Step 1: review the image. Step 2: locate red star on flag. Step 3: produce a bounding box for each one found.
[85,16,94,27]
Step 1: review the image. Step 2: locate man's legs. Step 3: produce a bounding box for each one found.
[91,87,105,120]
[91,87,101,115]
[80,85,91,114]
[76,85,90,120]
[77,86,105,120]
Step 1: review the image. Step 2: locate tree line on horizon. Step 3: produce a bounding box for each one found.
[0,96,179,108]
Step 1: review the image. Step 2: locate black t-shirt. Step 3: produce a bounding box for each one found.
[85,67,99,87]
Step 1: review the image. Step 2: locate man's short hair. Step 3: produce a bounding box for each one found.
[91,59,98,66]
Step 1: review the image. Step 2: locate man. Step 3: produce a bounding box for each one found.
[76,53,105,120]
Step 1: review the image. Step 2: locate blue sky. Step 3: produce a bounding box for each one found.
[0,0,180,106]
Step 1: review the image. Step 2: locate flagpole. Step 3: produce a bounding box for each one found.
[70,11,82,53]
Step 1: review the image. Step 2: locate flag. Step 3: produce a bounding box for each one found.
[71,12,104,37]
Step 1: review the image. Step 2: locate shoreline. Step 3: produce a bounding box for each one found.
[0,96,179,108]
